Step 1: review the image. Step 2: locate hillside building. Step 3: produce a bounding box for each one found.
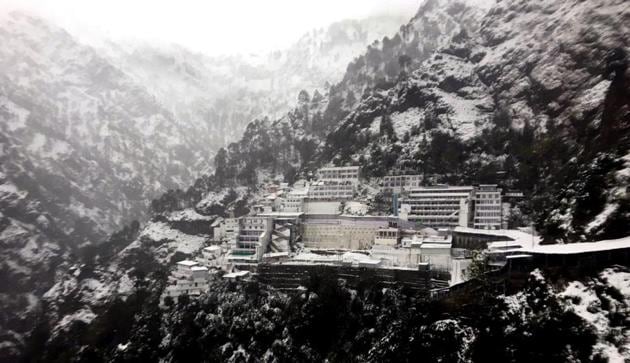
[301,215,411,250]
[228,216,273,262]
[307,180,354,200]
[380,174,422,193]
[212,217,239,242]
[401,185,504,230]
[196,245,223,268]
[317,166,360,184]
[402,185,475,229]
[282,188,308,212]
[163,260,209,303]
[472,184,503,230]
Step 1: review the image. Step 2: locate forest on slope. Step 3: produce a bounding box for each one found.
[9,0,630,361]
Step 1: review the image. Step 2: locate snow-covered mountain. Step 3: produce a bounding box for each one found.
[0,10,409,358]
[4,0,630,360]
[322,0,629,242]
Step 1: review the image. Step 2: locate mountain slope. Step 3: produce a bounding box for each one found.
[322,0,629,242]
[9,0,630,359]
[0,11,410,358]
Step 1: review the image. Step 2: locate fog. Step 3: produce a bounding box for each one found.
[0,0,421,55]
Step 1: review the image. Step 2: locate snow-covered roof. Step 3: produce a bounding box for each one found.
[191,266,208,271]
[263,251,290,258]
[257,212,304,217]
[224,271,250,278]
[522,236,630,255]
[421,242,452,249]
[454,227,540,248]
[176,260,198,267]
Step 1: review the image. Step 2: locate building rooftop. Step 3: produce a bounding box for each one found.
[176,260,198,267]
[454,226,541,248]
[521,236,630,255]
[191,266,209,271]
[257,211,304,218]
[224,271,250,278]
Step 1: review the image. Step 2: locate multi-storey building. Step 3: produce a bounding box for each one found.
[401,185,503,230]
[301,215,409,250]
[317,166,360,184]
[307,181,354,200]
[229,216,273,261]
[212,217,239,242]
[380,174,422,193]
[472,184,503,230]
[402,186,475,229]
[282,188,308,212]
[196,245,223,268]
[163,260,209,303]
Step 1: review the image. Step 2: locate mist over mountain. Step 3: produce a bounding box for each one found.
[0,10,405,358]
[1,0,629,361]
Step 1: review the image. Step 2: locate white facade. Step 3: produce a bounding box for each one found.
[402,185,503,230]
[229,216,272,261]
[196,245,223,268]
[302,215,392,250]
[380,174,422,193]
[317,166,360,184]
[374,227,399,246]
[403,186,474,229]
[473,185,503,230]
[308,181,354,200]
[213,217,239,242]
[163,260,209,303]
[303,200,342,215]
[282,188,308,212]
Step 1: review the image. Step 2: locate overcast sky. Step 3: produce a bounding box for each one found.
[0,0,420,55]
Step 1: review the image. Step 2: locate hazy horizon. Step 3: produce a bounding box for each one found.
[0,0,421,56]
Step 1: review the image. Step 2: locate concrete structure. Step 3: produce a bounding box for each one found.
[301,215,399,250]
[374,227,399,246]
[402,186,474,229]
[380,174,422,193]
[472,184,502,230]
[282,188,308,212]
[317,166,360,184]
[228,216,273,262]
[307,180,354,200]
[196,245,223,268]
[402,185,504,230]
[418,235,452,272]
[256,263,433,292]
[303,200,342,215]
[163,260,209,303]
[212,217,239,242]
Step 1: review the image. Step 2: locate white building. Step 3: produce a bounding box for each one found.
[418,235,453,272]
[212,217,239,242]
[282,188,308,212]
[163,260,209,303]
[402,186,475,229]
[380,174,422,193]
[317,166,360,184]
[196,245,223,268]
[374,227,399,246]
[472,184,503,230]
[228,216,273,262]
[402,185,503,230]
[301,215,395,250]
[307,181,354,200]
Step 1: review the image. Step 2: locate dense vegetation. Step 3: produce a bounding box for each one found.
[22,266,630,363]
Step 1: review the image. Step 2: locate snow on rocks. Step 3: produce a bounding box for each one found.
[138,221,207,258]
